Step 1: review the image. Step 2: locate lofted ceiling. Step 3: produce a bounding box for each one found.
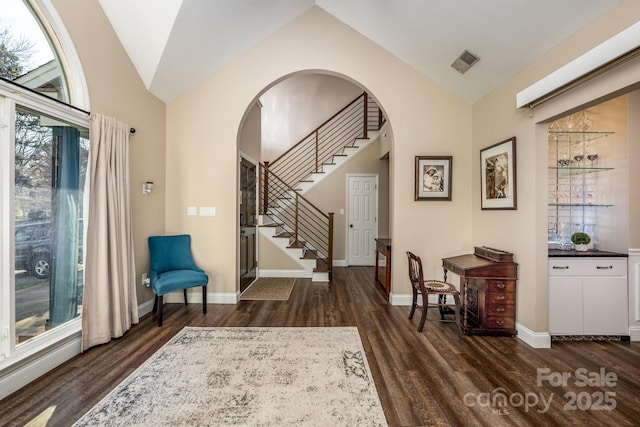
[98,0,620,104]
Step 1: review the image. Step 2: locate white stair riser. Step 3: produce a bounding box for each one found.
[297,132,378,194]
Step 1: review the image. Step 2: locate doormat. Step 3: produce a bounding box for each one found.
[73,327,387,426]
[240,277,295,300]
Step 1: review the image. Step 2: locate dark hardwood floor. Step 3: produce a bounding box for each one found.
[2,266,639,426]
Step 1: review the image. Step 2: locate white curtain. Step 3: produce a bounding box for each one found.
[82,113,138,351]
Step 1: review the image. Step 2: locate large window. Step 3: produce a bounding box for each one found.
[14,106,88,344]
[1,0,68,102]
[0,0,88,368]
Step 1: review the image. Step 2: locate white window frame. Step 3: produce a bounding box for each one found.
[0,0,89,399]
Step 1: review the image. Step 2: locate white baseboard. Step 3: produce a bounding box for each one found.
[389,293,443,306]
[389,292,411,305]
[163,291,239,304]
[629,326,640,341]
[516,322,551,348]
[259,269,306,278]
[333,259,348,267]
[138,298,155,317]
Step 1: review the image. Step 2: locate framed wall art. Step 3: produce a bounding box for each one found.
[414,156,452,201]
[480,137,517,210]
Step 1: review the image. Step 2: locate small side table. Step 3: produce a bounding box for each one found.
[374,238,391,299]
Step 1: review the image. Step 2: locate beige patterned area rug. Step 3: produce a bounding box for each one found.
[240,277,295,300]
[73,327,387,426]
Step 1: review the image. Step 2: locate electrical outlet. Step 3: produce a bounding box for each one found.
[142,272,150,287]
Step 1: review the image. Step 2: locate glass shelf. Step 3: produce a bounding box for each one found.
[548,131,614,144]
[549,203,613,207]
[548,166,613,177]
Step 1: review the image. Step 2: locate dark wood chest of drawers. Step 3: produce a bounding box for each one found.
[442,247,518,336]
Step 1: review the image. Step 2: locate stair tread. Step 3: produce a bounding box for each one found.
[274,232,293,238]
[301,251,317,260]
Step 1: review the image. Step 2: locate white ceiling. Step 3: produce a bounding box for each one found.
[98,0,620,103]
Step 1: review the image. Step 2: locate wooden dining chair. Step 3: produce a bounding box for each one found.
[406,251,461,332]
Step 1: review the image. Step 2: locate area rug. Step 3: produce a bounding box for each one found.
[73,327,387,426]
[240,277,295,300]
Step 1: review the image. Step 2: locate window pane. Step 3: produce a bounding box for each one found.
[15,106,88,344]
[0,0,69,102]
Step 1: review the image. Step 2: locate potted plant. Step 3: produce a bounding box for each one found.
[571,232,591,251]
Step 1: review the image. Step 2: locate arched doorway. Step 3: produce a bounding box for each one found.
[237,71,392,292]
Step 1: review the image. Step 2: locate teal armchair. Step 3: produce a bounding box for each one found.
[148,234,208,326]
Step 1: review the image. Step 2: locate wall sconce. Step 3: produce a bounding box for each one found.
[142,181,154,195]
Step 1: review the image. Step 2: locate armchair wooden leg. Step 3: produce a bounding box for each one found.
[418,303,428,332]
[153,294,158,314]
[157,295,164,327]
[409,288,418,319]
[183,289,188,305]
[202,285,207,314]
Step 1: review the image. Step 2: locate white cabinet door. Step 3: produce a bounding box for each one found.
[583,277,629,335]
[549,276,583,334]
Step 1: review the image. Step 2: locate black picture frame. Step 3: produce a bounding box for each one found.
[480,137,517,210]
[414,156,452,201]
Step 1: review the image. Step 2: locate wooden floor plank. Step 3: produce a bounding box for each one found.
[1,266,639,426]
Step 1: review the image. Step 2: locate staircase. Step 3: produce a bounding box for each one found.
[259,92,384,281]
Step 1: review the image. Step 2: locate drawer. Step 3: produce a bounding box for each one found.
[486,292,516,304]
[486,280,516,293]
[548,258,627,277]
[485,304,516,317]
[485,317,515,329]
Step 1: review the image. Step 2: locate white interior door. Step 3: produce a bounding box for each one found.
[347,175,377,266]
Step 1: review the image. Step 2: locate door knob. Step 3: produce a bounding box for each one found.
[350,224,353,228]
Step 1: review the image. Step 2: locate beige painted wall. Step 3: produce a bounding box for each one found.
[258,233,304,271]
[472,0,640,333]
[629,91,640,249]
[260,74,362,161]
[52,0,166,305]
[166,7,473,296]
[305,139,390,262]
[239,103,261,162]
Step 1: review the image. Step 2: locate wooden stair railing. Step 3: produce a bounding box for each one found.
[268,91,383,189]
[260,163,334,279]
[258,91,384,281]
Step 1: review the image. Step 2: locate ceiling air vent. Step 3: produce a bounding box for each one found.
[451,50,479,74]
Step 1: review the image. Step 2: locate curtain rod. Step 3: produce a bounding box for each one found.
[0,76,136,134]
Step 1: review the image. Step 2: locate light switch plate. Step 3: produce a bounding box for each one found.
[187,206,197,216]
[200,207,216,217]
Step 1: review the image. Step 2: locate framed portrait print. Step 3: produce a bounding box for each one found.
[480,137,517,210]
[415,156,452,201]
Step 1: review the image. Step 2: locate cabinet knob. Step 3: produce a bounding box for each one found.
[496,320,505,326]
[552,265,570,269]
[496,282,506,289]
[596,265,613,269]
[495,307,505,312]
[495,295,505,301]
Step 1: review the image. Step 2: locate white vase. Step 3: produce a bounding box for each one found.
[574,244,589,252]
